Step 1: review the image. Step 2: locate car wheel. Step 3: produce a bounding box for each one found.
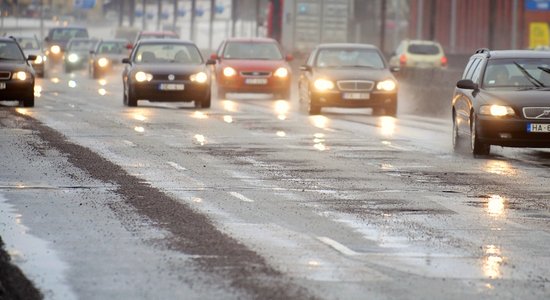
[21,94,34,108]
[308,96,321,115]
[384,102,397,117]
[200,92,211,108]
[127,88,137,107]
[470,112,490,155]
[217,87,226,100]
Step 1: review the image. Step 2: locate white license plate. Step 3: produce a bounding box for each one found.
[245,78,267,85]
[527,123,550,132]
[0,82,5,90]
[159,83,184,91]
[343,93,370,100]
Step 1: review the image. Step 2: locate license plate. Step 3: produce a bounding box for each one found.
[159,83,184,91]
[245,78,267,85]
[343,92,370,100]
[0,82,5,90]
[527,123,550,132]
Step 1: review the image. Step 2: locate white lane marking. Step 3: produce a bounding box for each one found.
[229,191,254,203]
[317,236,358,256]
[65,113,74,118]
[122,140,136,147]
[167,161,187,171]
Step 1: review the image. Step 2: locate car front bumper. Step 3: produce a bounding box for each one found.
[0,80,34,100]
[311,90,397,108]
[477,116,550,147]
[130,80,210,102]
[218,76,290,94]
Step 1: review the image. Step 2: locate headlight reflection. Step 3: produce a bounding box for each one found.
[379,116,396,137]
[483,245,503,279]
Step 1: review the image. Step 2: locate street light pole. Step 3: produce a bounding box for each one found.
[416,0,423,39]
[142,0,147,30]
[190,0,196,41]
[209,0,216,51]
[173,0,178,31]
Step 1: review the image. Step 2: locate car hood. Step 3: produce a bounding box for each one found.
[0,62,31,72]
[131,64,206,74]
[481,89,550,107]
[23,49,43,57]
[220,59,289,71]
[312,67,395,82]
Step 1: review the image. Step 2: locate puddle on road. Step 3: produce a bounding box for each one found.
[0,193,77,300]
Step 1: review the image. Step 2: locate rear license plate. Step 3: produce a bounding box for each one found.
[245,78,267,85]
[159,83,184,91]
[0,82,5,90]
[343,92,370,100]
[527,123,550,132]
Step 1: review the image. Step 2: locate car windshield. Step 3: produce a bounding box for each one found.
[482,58,550,89]
[97,41,127,54]
[0,41,25,61]
[223,42,283,60]
[315,48,385,68]
[68,40,96,51]
[16,37,39,50]
[134,43,203,64]
[50,28,88,41]
[408,43,441,55]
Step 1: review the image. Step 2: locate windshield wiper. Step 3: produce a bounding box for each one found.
[0,57,22,61]
[538,66,550,74]
[513,61,545,87]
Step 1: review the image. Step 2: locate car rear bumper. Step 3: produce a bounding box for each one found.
[312,90,397,108]
[130,81,210,102]
[478,116,550,147]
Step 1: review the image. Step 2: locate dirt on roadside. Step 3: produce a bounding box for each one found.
[0,236,42,300]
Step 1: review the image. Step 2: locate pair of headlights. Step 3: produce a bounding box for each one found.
[134,71,208,83]
[313,79,397,92]
[222,67,289,78]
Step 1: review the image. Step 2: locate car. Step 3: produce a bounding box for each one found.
[210,37,292,100]
[389,39,447,69]
[132,30,179,46]
[89,39,130,79]
[452,48,550,155]
[63,37,97,73]
[44,26,89,64]
[298,43,399,115]
[14,35,47,78]
[122,39,214,108]
[0,37,36,107]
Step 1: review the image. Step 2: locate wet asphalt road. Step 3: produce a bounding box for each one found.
[1,63,550,300]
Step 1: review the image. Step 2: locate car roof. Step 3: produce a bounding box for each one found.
[405,39,442,45]
[0,37,18,42]
[316,43,380,50]
[224,37,278,43]
[49,26,87,30]
[135,38,195,45]
[139,31,178,35]
[485,50,550,59]
[99,38,129,43]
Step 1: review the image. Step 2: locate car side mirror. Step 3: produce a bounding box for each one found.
[285,54,294,62]
[390,66,400,73]
[206,59,216,65]
[456,79,478,90]
[27,55,37,61]
[299,65,312,72]
[122,58,131,64]
[210,53,218,60]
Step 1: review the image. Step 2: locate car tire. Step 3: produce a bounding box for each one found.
[384,102,397,117]
[452,110,461,151]
[200,92,211,108]
[126,88,137,107]
[308,98,321,115]
[217,87,226,100]
[470,112,490,156]
[21,94,34,108]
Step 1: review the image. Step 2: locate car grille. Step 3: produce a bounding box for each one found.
[337,80,374,91]
[240,71,271,77]
[523,107,550,119]
[0,71,11,80]
[154,74,188,81]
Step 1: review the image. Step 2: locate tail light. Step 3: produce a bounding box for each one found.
[441,56,448,67]
[399,54,407,66]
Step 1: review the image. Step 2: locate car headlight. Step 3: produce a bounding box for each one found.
[314,79,334,91]
[34,55,43,64]
[480,104,515,117]
[68,53,79,63]
[14,71,28,81]
[190,71,208,83]
[97,57,109,68]
[223,67,237,77]
[274,67,288,78]
[135,71,153,82]
[376,79,397,91]
[50,45,61,54]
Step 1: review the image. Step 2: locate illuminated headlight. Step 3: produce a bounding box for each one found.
[135,71,153,82]
[314,79,334,91]
[34,55,43,64]
[274,67,289,78]
[223,67,237,77]
[97,57,109,68]
[376,79,397,91]
[190,72,208,83]
[68,53,79,63]
[14,71,28,81]
[50,45,61,54]
[480,105,515,117]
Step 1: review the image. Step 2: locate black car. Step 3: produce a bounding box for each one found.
[299,43,399,115]
[14,35,46,78]
[89,39,130,79]
[452,49,550,155]
[63,37,97,73]
[44,26,89,64]
[122,39,214,108]
[0,37,36,107]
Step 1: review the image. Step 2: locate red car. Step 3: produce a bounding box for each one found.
[211,38,292,100]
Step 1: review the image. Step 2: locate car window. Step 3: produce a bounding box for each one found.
[0,41,25,61]
[306,49,316,66]
[134,43,203,64]
[471,59,485,83]
[462,58,476,79]
[315,48,385,69]
[68,40,96,51]
[98,42,126,54]
[464,58,481,80]
[223,42,283,60]
[50,28,88,40]
[16,37,39,50]
[482,58,550,88]
[407,43,440,55]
